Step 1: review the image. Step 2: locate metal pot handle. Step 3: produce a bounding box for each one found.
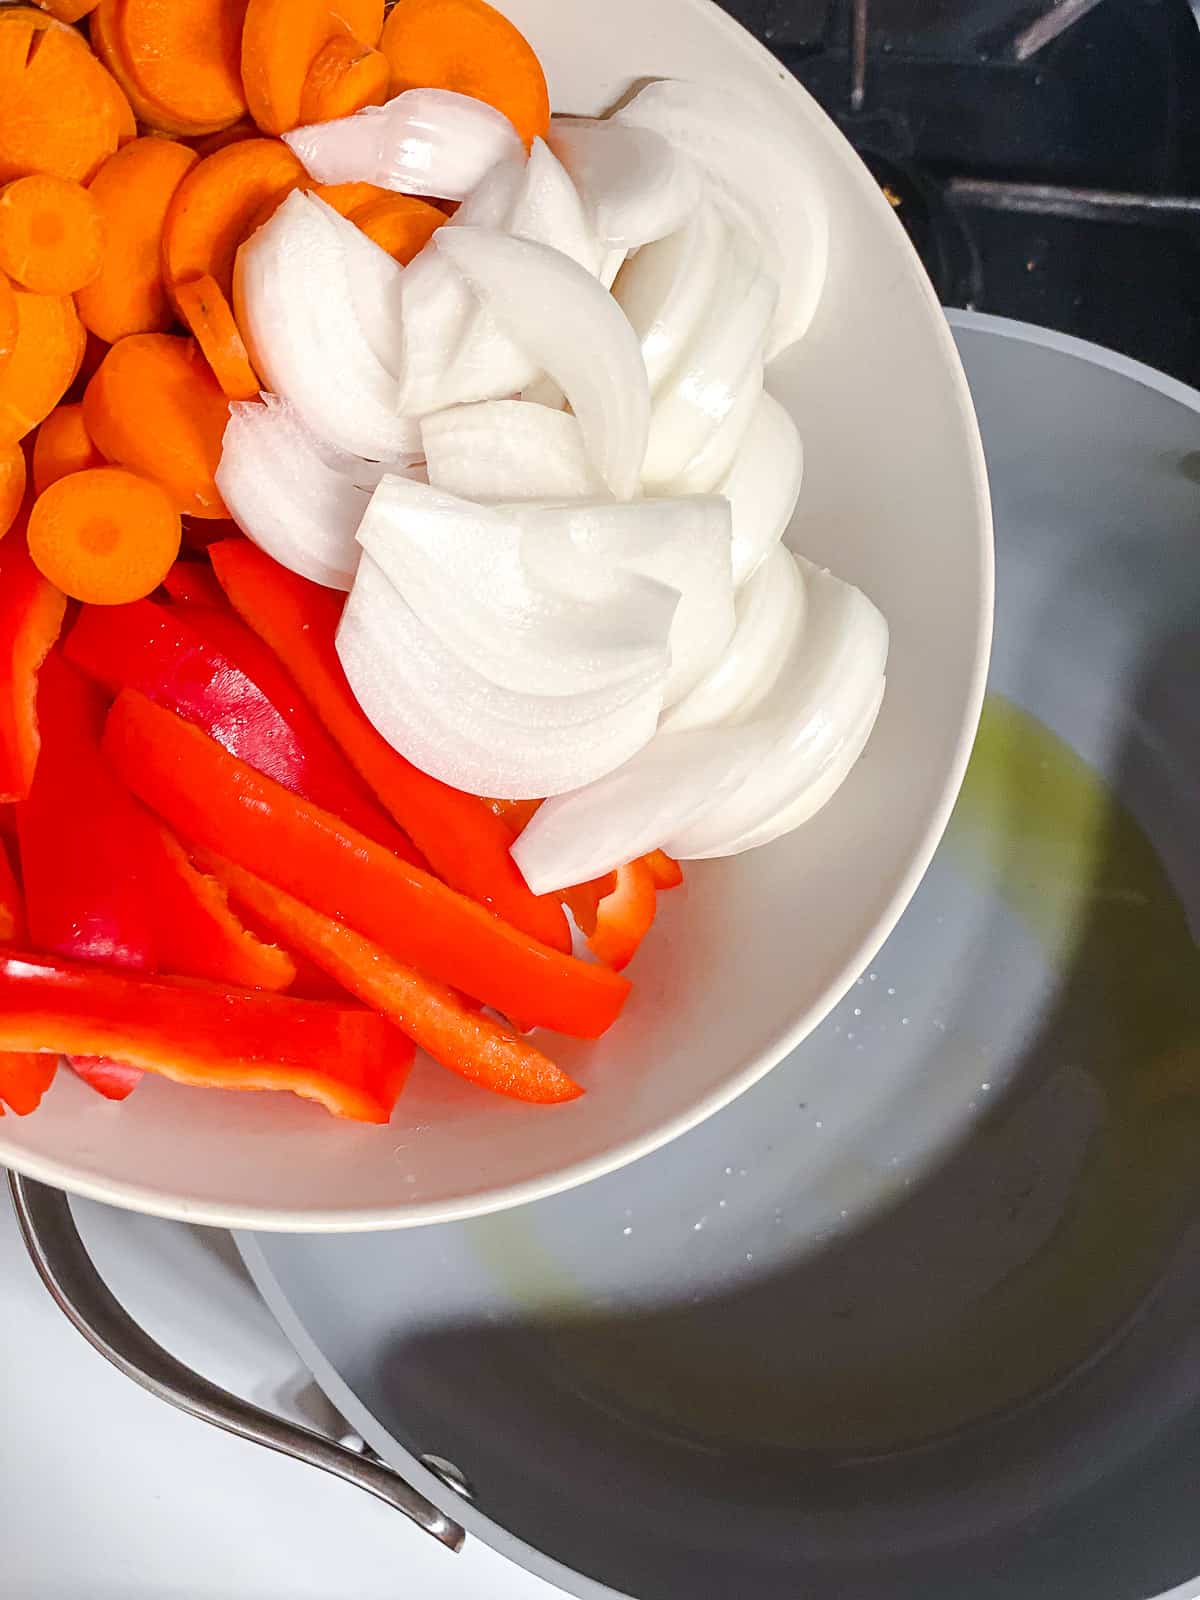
[7,1171,465,1553]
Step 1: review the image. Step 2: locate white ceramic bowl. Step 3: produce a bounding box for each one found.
[0,0,992,1229]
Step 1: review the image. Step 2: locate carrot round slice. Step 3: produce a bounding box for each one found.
[35,0,101,20]
[352,193,444,264]
[175,273,261,401]
[241,0,384,135]
[115,0,249,134]
[32,403,104,493]
[0,272,15,374]
[77,137,197,345]
[299,32,390,124]
[187,119,257,159]
[0,11,122,183]
[89,0,238,137]
[0,289,83,447]
[161,138,305,304]
[0,175,104,295]
[379,0,549,149]
[311,180,387,215]
[0,442,24,539]
[83,333,230,518]
[27,465,181,603]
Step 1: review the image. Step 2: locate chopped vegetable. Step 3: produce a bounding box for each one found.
[104,691,628,1036]
[0,270,16,371]
[379,0,549,149]
[642,848,683,890]
[209,539,571,950]
[209,854,584,1103]
[34,0,101,22]
[109,0,248,136]
[240,0,383,135]
[0,440,26,536]
[587,857,656,971]
[31,402,104,492]
[0,9,121,184]
[0,951,411,1122]
[76,135,198,343]
[0,530,66,802]
[162,558,226,607]
[299,32,390,124]
[547,118,701,251]
[67,1054,140,1100]
[0,287,84,446]
[82,333,230,517]
[27,466,181,603]
[420,400,604,502]
[0,173,104,294]
[352,193,444,263]
[175,273,260,400]
[0,833,52,1116]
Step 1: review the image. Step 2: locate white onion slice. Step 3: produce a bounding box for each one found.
[518,496,734,705]
[670,361,763,493]
[435,227,649,499]
[284,88,523,199]
[659,543,803,733]
[355,477,675,695]
[216,395,374,590]
[547,117,702,249]
[612,201,726,394]
[422,401,605,501]
[234,191,418,461]
[641,228,777,488]
[617,79,829,357]
[338,555,667,798]
[718,392,804,583]
[665,559,888,857]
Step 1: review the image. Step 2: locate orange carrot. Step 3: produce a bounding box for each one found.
[175,273,260,401]
[73,330,109,395]
[89,0,240,137]
[299,32,390,124]
[352,193,444,263]
[32,403,104,492]
[0,442,25,538]
[187,118,257,158]
[0,175,104,296]
[33,0,101,23]
[27,465,181,603]
[83,333,230,518]
[0,10,123,183]
[0,289,84,447]
[0,272,15,374]
[114,0,249,135]
[97,61,137,146]
[379,0,549,149]
[77,137,197,344]
[240,0,384,135]
[311,180,387,215]
[160,138,305,304]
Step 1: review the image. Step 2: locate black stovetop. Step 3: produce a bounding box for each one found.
[723,0,1200,385]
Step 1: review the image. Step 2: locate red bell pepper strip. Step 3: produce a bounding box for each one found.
[68,1055,143,1102]
[0,529,67,803]
[105,691,631,1039]
[587,859,658,972]
[0,832,21,942]
[207,853,584,1104]
[162,560,227,608]
[0,952,412,1122]
[207,541,571,953]
[0,834,56,1115]
[561,873,619,938]
[643,849,684,891]
[64,598,421,864]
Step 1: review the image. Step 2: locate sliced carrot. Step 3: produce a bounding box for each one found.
[240,0,384,135]
[0,10,122,184]
[299,31,389,124]
[115,0,248,135]
[31,403,104,493]
[0,289,84,447]
[73,330,109,395]
[160,138,305,304]
[27,465,181,604]
[352,193,444,264]
[33,0,101,22]
[77,137,198,345]
[311,180,387,216]
[643,848,684,890]
[175,274,260,402]
[82,333,229,518]
[0,175,104,296]
[0,272,15,374]
[89,0,242,137]
[379,0,549,149]
[0,442,24,539]
[187,118,257,158]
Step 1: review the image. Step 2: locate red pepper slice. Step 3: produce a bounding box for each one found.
[162,559,227,608]
[0,952,412,1122]
[0,833,55,1115]
[64,598,421,864]
[67,1055,143,1101]
[642,848,684,891]
[105,691,631,1039]
[587,859,658,972]
[207,541,570,953]
[208,853,584,1104]
[0,528,67,803]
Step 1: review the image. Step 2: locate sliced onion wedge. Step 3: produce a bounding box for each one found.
[719,392,804,584]
[337,555,668,799]
[216,395,377,590]
[435,226,649,499]
[617,79,830,357]
[547,117,702,249]
[284,88,523,200]
[422,401,606,501]
[234,191,418,461]
[518,496,734,705]
[612,201,726,394]
[356,477,675,695]
[670,361,763,493]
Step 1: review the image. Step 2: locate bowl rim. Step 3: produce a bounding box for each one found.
[0,6,995,1232]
